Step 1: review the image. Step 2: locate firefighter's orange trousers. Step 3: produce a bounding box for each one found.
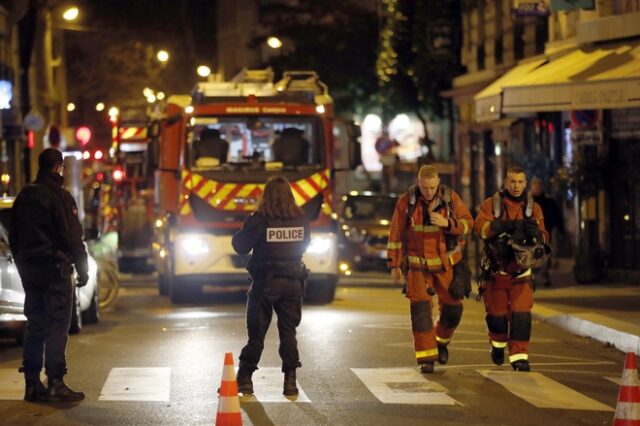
[405,268,463,363]
[482,273,533,363]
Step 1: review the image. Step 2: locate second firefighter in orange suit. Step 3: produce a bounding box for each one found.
[473,166,548,372]
[388,165,473,373]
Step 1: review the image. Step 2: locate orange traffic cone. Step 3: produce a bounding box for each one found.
[613,352,640,426]
[216,352,242,426]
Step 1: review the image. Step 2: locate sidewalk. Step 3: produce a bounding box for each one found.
[532,258,640,355]
[340,259,640,355]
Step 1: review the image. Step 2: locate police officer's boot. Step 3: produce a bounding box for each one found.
[437,344,449,365]
[490,347,505,366]
[511,360,531,372]
[47,377,85,402]
[283,370,298,396]
[236,367,254,395]
[24,378,48,402]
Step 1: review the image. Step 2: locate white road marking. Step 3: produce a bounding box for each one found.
[238,367,310,403]
[99,368,171,401]
[478,369,614,411]
[605,376,622,385]
[352,368,461,406]
[0,369,25,400]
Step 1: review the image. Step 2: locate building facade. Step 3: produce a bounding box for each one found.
[466,1,640,280]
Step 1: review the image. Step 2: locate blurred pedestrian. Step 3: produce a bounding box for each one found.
[531,177,564,287]
[232,176,310,396]
[375,130,400,193]
[10,148,89,402]
[387,165,474,374]
[474,167,548,372]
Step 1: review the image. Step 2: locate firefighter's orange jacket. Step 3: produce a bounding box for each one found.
[474,195,548,242]
[387,187,473,272]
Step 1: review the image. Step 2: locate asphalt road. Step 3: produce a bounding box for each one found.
[0,273,627,425]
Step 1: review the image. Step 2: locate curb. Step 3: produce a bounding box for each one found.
[532,305,640,356]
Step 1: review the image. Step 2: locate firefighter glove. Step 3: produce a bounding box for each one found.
[76,272,89,288]
[490,219,521,236]
[524,219,541,240]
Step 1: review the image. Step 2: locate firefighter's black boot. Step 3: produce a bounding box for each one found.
[419,361,435,374]
[490,347,505,366]
[47,377,85,402]
[437,344,449,365]
[236,367,254,395]
[24,378,48,402]
[511,360,531,372]
[283,370,298,396]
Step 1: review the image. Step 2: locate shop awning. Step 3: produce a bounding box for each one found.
[474,58,548,122]
[474,42,640,122]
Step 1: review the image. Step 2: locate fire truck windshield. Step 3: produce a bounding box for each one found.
[187,116,323,170]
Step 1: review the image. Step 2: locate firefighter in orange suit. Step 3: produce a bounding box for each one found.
[388,165,474,374]
[473,166,548,372]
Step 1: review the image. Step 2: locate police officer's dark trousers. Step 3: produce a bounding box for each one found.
[22,275,73,381]
[239,275,303,373]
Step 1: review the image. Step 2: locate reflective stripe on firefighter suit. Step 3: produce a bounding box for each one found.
[474,195,548,364]
[387,187,473,363]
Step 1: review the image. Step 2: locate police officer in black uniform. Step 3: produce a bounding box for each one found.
[232,176,310,396]
[10,148,89,402]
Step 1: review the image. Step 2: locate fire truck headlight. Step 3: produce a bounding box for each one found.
[306,236,332,254]
[181,236,210,256]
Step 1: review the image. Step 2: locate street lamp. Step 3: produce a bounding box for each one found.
[66,102,76,112]
[95,102,105,112]
[157,50,169,63]
[267,36,283,49]
[197,65,211,78]
[62,6,79,22]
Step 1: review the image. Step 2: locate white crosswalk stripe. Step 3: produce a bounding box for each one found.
[0,369,25,400]
[98,367,171,401]
[0,366,618,411]
[351,368,461,405]
[478,369,614,411]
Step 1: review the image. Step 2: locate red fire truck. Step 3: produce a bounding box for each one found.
[150,69,359,303]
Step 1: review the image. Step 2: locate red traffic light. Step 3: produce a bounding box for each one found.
[75,126,92,146]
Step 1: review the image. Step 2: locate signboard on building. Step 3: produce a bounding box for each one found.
[570,130,602,145]
[550,0,595,11]
[513,0,550,16]
[427,20,456,61]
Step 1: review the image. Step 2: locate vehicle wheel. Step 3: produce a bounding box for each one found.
[305,277,337,304]
[82,286,100,324]
[170,279,200,304]
[69,290,82,334]
[158,273,170,296]
[14,323,26,346]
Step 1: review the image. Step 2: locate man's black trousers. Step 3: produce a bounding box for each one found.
[22,276,73,380]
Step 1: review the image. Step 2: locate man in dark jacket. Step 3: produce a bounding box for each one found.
[10,148,89,403]
[531,177,564,287]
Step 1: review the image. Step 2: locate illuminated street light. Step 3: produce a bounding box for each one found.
[95,102,105,112]
[108,106,119,118]
[267,36,283,49]
[66,102,76,112]
[157,50,169,63]
[62,6,79,22]
[197,65,211,78]
[156,91,165,101]
[146,94,156,103]
[143,87,154,97]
